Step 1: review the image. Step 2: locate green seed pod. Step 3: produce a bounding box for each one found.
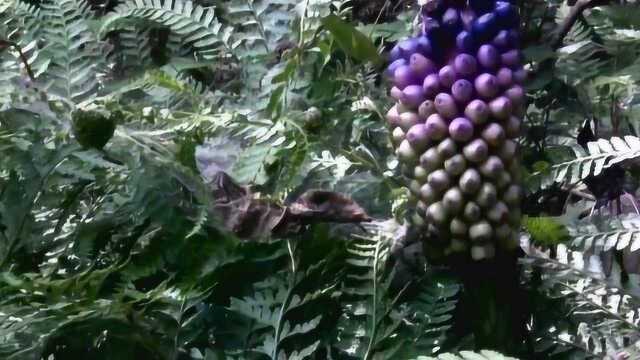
[469,221,493,242]
[426,202,448,226]
[464,202,482,223]
[471,243,495,260]
[443,187,465,215]
[476,182,498,208]
[444,154,467,176]
[450,217,468,237]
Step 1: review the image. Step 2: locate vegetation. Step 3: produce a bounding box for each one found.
[1,0,640,359]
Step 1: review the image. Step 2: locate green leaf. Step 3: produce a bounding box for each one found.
[321,15,381,65]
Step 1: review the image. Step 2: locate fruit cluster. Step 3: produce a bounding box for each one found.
[386,0,523,260]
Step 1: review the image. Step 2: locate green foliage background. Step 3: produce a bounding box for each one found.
[2,0,640,359]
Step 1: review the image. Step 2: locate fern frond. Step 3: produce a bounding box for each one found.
[40,0,104,103]
[102,0,234,61]
[570,214,640,253]
[543,136,640,185]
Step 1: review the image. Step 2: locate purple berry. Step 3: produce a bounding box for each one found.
[474,73,500,99]
[513,67,527,84]
[477,44,500,69]
[390,87,404,101]
[426,202,448,225]
[387,58,407,77]
[495,1,519,28]
[472,12,498,41]
[454,53,478,77]
[416,35,433,56]
[481,123,506,147]
[398,38,419,59]
[442,8,462,31]
[414,165,429,182]
[452,79,474,103]
[460,8,477,30]
[406,124,431,150]
[423,74,442,98]
[435,93,458,119]
[394,65,419,89]
[425,113,449,140]
[489,96,513,120]
[449,117,474,142]
[493,30,511,50]
[419,100,437,118]
[496,67,514,88]
[402,85,426,108]
[438,65,457,88]
[505,85,525,107]
[410,53,436,78]
[469,0,493,14]
[465,99,490,124]
[501,50,521,68]
[390,44,402,62]
[463,139,489,163]
[456,31,476,53]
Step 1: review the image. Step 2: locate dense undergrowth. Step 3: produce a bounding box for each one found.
[2,0,640,359]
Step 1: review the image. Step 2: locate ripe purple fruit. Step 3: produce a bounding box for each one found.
[386,0,524,261]
[406,124,431,150]
[402,85,426,108]
[449,117,474,142]
[438,65,457,88]
[410,53,436,78]
[474,73,499,99]
[394,65,419,89]
[501,50,521,68]
[435,93,459,119]
[477,44,500,69]
[419,100,437,118]
[425,114,449,140]
[496,67,513,88]
[456,31,476,53]
[454,53,478,77]
[452,79,474,103]
[423,74,442,97]
[465,99,490,124]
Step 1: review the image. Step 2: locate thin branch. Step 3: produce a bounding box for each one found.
[551,0,612,50]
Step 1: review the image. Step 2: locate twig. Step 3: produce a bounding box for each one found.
[551,0,612,50]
